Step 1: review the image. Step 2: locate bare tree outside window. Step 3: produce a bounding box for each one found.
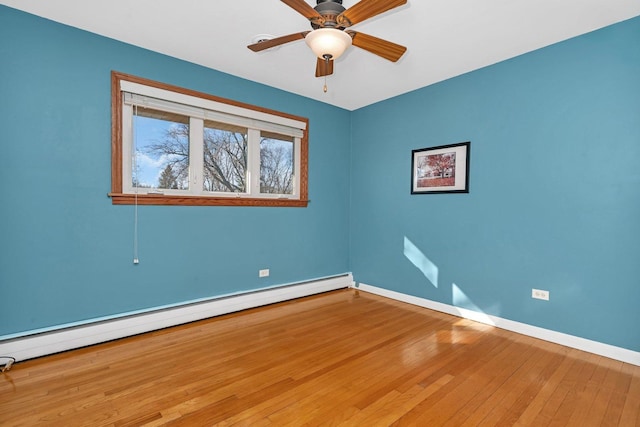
[203,122,248,193]
[133,109,189,190]
[260,135,294,195]
[137,118,295,195]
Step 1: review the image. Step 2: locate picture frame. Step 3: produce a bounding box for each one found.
[411,141,470,194]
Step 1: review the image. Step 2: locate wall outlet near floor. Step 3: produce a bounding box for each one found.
[259,269,269,278]
[532,288,550,301]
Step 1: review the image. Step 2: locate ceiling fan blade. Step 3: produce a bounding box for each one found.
[337,0,406,27]
[315,57,334,77]
[247,32,310,52]
[281,0,325,24]
[348,31,406,62]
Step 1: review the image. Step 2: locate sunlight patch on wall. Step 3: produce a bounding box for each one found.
[452,283,496,326]
[403,236,438,288]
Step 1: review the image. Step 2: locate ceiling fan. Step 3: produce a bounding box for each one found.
[247,0,407,78]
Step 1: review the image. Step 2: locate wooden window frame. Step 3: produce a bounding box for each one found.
[109,71,309,207]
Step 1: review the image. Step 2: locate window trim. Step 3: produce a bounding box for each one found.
[110,71,309,207]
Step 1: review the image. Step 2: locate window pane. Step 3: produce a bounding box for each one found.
[133,107,189,190]
[260,132,294,195]
[203,120,248,193]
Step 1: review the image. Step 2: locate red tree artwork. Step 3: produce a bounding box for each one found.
[417,152,456,187]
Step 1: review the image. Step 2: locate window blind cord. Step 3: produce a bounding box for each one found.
[133,104,140,265]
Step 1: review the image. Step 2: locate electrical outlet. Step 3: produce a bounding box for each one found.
[259,269,269,278]
[532,288,550,301]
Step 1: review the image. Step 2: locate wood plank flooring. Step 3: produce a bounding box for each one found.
[1,289,639,426]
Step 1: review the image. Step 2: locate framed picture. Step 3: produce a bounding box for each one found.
[411,141,470,194]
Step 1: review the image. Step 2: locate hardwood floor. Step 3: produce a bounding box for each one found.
[1,289,639,426]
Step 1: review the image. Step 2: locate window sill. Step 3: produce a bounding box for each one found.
[108,193,309,207]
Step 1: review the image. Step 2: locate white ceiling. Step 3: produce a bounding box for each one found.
[3,0,640,110]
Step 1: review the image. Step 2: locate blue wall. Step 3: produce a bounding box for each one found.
[350,16,640,351]
[2,6,639,353]
[0,6,351,336]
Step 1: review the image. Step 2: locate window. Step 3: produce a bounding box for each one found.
[110,71,308,207]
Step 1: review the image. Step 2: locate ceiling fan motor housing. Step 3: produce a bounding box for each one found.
[313,0,346,29]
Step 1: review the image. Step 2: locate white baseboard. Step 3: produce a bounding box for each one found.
[354,282,640,366]
[0,273,352,362]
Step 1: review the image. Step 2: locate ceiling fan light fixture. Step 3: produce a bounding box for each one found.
[305,28,352,60]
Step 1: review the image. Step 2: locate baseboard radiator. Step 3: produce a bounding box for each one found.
[0,273,353,362]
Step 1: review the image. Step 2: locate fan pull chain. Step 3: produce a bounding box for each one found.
[322,55,330,93]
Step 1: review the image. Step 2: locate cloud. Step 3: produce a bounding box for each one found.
[134,152,165,187]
